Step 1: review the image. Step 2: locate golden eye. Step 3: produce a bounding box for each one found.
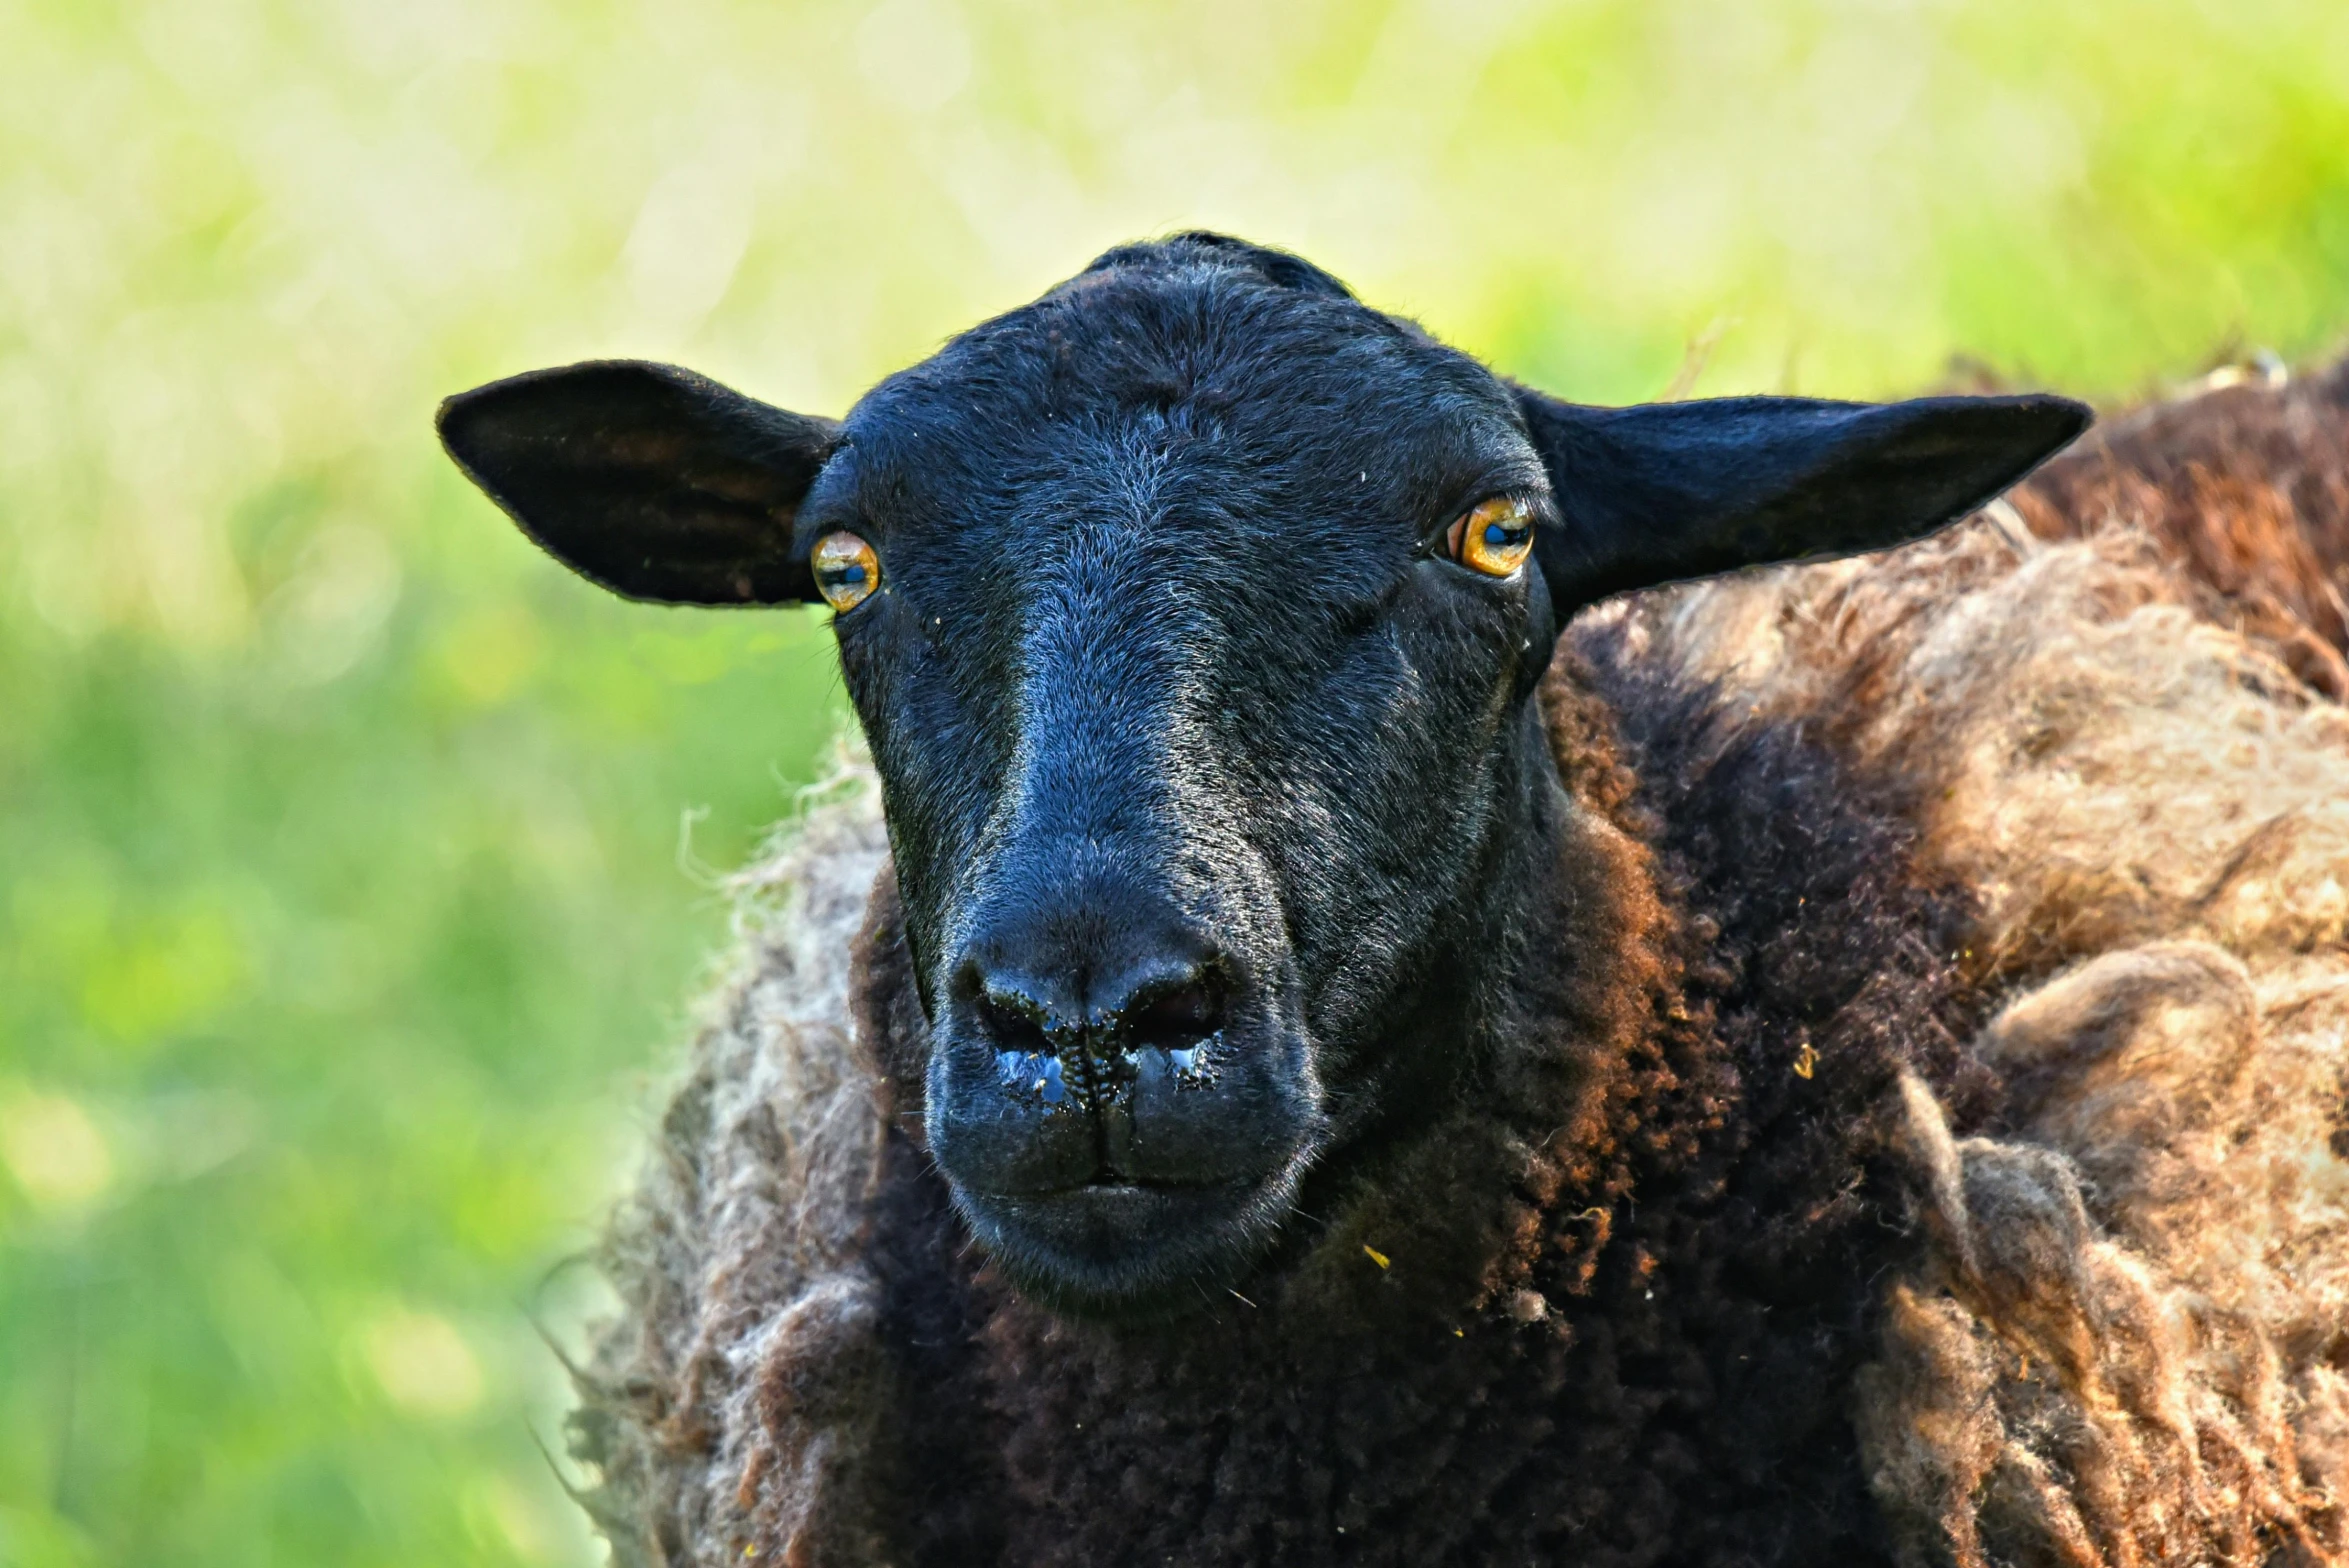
[1446,497,1536,578]
[811,531,880,613]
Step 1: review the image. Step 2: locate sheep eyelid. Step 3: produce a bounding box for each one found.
[1417,487,1543,544]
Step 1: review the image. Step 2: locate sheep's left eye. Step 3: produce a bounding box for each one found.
[1445,497,1536,578]
[811,531,881,613]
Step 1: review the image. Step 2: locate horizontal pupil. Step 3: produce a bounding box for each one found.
[1483,524,1526,547]
[822,565,867,586]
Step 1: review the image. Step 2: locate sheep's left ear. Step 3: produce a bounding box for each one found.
[1512,385,2092,613]
[439,360,839,606]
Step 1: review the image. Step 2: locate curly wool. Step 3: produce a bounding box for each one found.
[568,772,894,1567]
[1625,363,2349,1566]
[570,367,2349,1567]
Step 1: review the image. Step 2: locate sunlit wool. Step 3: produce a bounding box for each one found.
[569,367,2349,1566]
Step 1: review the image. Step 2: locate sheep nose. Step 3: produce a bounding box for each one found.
[959,950,1232,1077]
[935,918,1263,1194]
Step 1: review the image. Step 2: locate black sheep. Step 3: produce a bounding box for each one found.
[440,235,2349,1566]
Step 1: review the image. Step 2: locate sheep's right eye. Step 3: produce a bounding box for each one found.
[811,531,881,613]
[1444,497,1536,578]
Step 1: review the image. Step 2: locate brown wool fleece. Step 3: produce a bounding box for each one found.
[569,368,2349,1567]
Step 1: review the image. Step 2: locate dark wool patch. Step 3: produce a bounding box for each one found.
[2014,357,2349,696]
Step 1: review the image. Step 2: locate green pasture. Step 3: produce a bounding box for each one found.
[4,0,2348,1562]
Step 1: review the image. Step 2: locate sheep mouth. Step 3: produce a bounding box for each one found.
[925,996,1328,1315]
[953,1160,1315,1318]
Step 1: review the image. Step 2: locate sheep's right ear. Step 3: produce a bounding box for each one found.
[438,360,839,605]
[1513,385,2091,614]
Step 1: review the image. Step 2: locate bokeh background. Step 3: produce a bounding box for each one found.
[5,0,2349,1562]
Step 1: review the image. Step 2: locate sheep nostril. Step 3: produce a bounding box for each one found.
[1119,971,1229,1054]
[975,988,1054,1057]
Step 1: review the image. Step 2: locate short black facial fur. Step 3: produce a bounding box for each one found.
[440,233,2086,1317]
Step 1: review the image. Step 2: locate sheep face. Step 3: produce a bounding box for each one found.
[438,233,2089,1317]
[803,257,1567,1315]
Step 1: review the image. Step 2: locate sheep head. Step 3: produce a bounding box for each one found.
[438,233,2087,1317]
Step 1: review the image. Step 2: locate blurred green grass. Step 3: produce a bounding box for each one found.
[4,0,2349,1563]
